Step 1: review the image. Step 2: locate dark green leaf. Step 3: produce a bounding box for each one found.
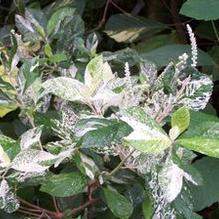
[105,13,166,43]
[189,157,219,211]
[141,44,216,67]
[103,187,133,219]
[19,58,39,94]
[40,172,88,197]
[180,0,219,21]
[47,7,75,36]
[79,118,132,149]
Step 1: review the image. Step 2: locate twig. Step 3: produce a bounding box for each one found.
[90,0,111,32]
[19,198,57,216]
[110,0,128,14]
[108,149,136,176]
[170,0,187,43]
[211,20,219,43]
[159,0,172,15]
[18,209,40,217]
[72,199,98,216]
[89,0,129,32]
[52,197,61,216]
[131,0,145,15]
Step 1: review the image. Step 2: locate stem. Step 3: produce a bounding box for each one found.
[90,0,111,32]
[110,0,128,14]
[72,199,98,216]
[211,20,219,43]
[20,206,41,213]
[89,0,128,32]
[170,0,187,43]
[53,197,60,214]
[108,149,136,176]
[19,198,56,216]
[18,209,40,217]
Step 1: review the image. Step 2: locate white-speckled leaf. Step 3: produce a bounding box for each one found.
[0,179,19,213]
[42,77,90,103]
[159,161,197,203]
[54,147,75,168]
[91,86,124,114]
[120,107,172,153]
[11,149,56,173]
[180,74,213,111]
[20,126,42,150]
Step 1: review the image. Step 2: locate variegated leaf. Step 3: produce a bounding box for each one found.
[120,107,172,153]
[11,149,56,173]
[159,160,197,203]
[0,179,19,213]
[20,126,42,150]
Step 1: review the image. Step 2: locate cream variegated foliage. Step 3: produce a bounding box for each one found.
[20,126,42,149]
[43,55,126,114]
[158,160,197,203]
[120,107,172,153]
[11,149,57,174]
[0,179,19,213]
[0,145,11,168]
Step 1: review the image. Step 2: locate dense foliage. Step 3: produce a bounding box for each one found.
[0,0,219,218]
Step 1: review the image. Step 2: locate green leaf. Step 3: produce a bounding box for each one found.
[0,135,20,160]
[0,103,17,118]
[42,77,90,103]
[49,53,67,63]
[47,7,75,36]
[133,33,177,54]
[120,107,172,153]
[141,44,216,67]
[19,58,39,94]
[44,43,53,57]
[177,112,219,158]
[103,187,133,219]
[55,13,84,55]
[74,151,99,179]
[180,0,219,21]
[105,13,166,43]
[40,172,87,197]
[188,157,219,211]
[173,187,202,219]
[171,107,190,133]
[170,107,190,140]
[78,118,132,149]
[142,196,154,219]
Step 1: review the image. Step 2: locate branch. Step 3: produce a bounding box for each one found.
[170,0,187,43]
[89,0,128,32]
[72,198,98,216]
[108,149,136,176]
